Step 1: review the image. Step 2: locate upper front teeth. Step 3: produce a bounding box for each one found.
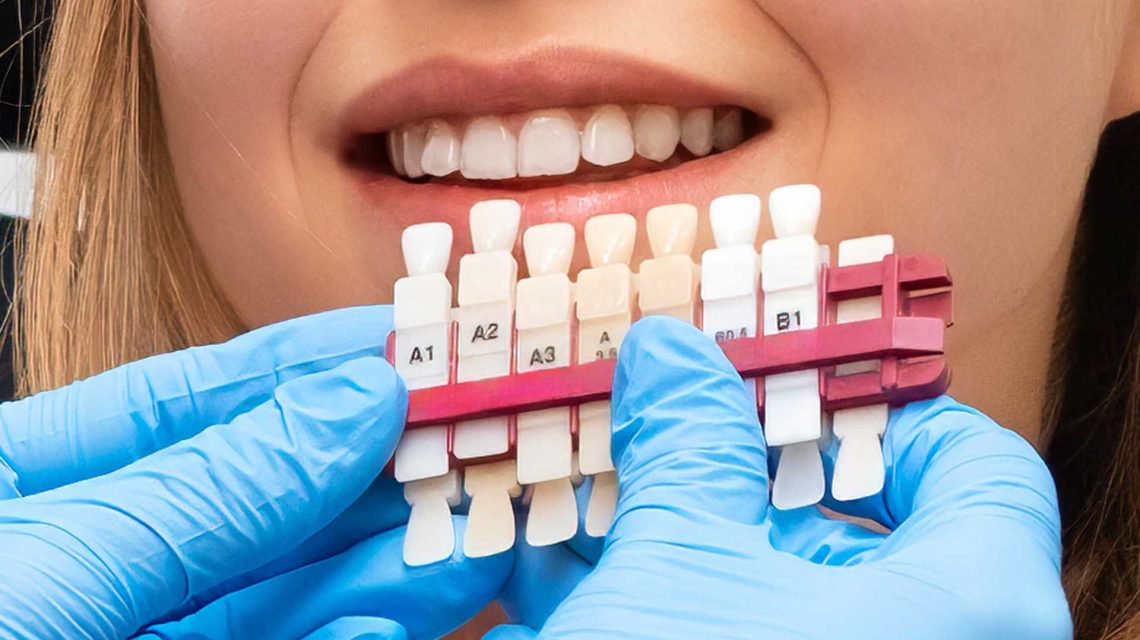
[582,105,635,167]
[461,117,518,180]
[633,105,683,162]
[518,111,581,177]
[421,121,460,177]
[387,104,744,180]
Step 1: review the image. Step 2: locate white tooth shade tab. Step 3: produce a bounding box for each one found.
[401,222,453,277]
[634,105,682,162]
[709,194,762,248]
[713,108,744,151]
[680,108,715,157]
[831,234,895,502]
[761,200,826,510]
[461,117,518,180]
[769,184,821,239]
[584,213,637,268]
[469,199,522,253]
[771,441,826,510]
[421,120,460,177]
[518,111,581,177]
[702,195,762,350]
[582,105,636,167]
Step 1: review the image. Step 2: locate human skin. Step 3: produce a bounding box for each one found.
[144,0,1140,443]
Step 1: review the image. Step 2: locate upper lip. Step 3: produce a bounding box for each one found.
[339,46,769,149]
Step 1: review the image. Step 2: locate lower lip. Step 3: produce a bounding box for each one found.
[348,134,765,233]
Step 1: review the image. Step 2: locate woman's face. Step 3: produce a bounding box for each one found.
[145,1,1136,437]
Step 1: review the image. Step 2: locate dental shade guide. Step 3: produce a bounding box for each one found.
[516,223,578,546]
[392,223,457,565]
[638,204,700,323]
[389,185,956,565]
[831,235,895,501]
[701,194,762,403]
[403,470,462,567]
[577,213,638,536]
[456,200,521,557]
[763,184,827,510]
[392,224,454,485]
[464,460,523,558]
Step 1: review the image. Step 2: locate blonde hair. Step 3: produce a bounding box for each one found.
[15,0,242,395]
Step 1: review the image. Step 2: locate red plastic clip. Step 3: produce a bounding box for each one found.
[386,252,952,470]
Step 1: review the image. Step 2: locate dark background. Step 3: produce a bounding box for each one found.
[0,0,48,399]
[0,0,46,144]
[0,0,45,146]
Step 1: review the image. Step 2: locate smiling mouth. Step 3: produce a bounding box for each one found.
[330,50,787,235]
[347,103,769,190]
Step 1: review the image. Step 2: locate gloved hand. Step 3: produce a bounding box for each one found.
[491,316,1072,639]
[0,306,510,639]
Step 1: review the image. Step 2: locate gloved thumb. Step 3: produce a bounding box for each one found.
[608,317,768,537]
[302,617,407,640]
[0,356,405,638]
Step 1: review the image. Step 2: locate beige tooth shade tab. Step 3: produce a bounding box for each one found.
[577,212,638,537]
[639,204,700,323]
[464,460,523,558]
[646,203,698,258]
[523,223,575,277]
[584,213,637,268]
[517,221,579,546]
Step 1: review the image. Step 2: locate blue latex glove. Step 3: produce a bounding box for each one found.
[492,316,1071,639]
[0,306,510,639]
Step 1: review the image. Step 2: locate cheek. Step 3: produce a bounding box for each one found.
[760,0,1123,313]
[147,1,374,324]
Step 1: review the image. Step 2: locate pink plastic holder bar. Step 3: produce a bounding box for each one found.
[386,252,953,470]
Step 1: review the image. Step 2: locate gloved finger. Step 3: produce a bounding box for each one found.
[0,305,392,497]
[862,397,1062,571]
[157,476,410,624]
[0,357,404,639]
[301,617,407,640]
[140,518,511,640]
[766,506,884,567]
[497,509,593,628]
[483,625,539,640]
[609,316,768,534]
